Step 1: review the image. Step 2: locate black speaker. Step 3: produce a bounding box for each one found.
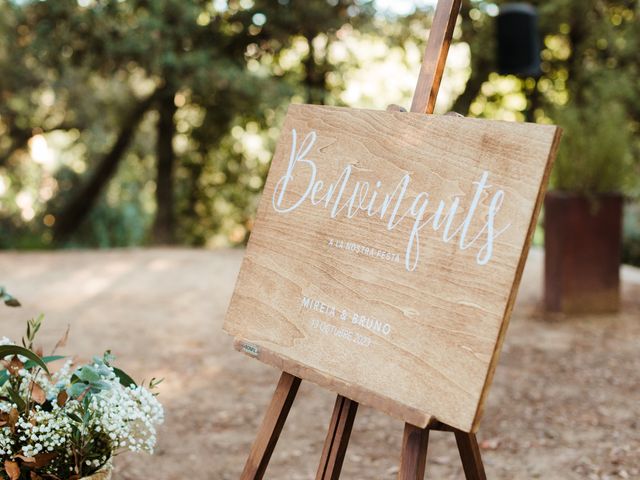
[496,3,541,77]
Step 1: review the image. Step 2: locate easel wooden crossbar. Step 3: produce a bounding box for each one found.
[239,1,487,479]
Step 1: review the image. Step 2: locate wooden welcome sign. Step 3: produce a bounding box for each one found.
[225,2,561,477]
[224,104,561,432]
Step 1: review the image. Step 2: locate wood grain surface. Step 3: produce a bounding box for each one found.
[224,104,561,432]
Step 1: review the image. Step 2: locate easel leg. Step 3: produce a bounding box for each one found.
[316,395,359,480]
[454,432,487,480]
[241,372,301,480]
[397,423,429,480]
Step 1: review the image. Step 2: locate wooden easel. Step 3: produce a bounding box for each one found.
[240,1,486,478]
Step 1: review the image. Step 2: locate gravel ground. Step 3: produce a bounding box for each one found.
[0,248,638,479]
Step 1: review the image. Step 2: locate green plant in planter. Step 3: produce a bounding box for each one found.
[551,100,633,195]
[544,92,634,313]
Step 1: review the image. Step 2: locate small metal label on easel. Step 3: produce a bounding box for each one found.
[242,342,260,357]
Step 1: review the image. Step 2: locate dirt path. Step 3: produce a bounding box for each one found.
[1,248,638,479]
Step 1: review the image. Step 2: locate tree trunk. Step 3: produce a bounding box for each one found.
[151,92,178,244]
[303,35,327,105]
[52,92,156,243]
[450,0,492,115]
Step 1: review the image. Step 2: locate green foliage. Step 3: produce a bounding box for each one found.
[0,0,378,248]
[0,0,638,251]
[0,356,64,389]
[0,287,20,307]
[0,345,51,381]
[623,203,640,266]
[470,0,639,196]
[459,0,639,265]
[21,314,43,350]
[1,317,161,479]
[552,99,632,194]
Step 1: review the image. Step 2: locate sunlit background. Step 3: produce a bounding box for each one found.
[0,0,638,266]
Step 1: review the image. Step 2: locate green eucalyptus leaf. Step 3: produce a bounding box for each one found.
[76,366,101,384]
[24,355,65,369]
[94,380,112,391]
[0,355,63,387]
[4,296,21,307]
[102,351,115,365]
[0,286,20,307]
[7,386,26,411]
[0,345,50,375]
[113,367,137,388]
[68,382,89,399]
[67,412,83,423]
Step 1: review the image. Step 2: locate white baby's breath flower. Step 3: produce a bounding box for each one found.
[88,376,164,455]
[1,339,163,476]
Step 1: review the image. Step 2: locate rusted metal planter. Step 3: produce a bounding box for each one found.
[544,191,623,314]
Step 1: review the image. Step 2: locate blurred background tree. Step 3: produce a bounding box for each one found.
[0,0,638,262]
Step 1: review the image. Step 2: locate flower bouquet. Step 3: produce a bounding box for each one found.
[1,309,163,480]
